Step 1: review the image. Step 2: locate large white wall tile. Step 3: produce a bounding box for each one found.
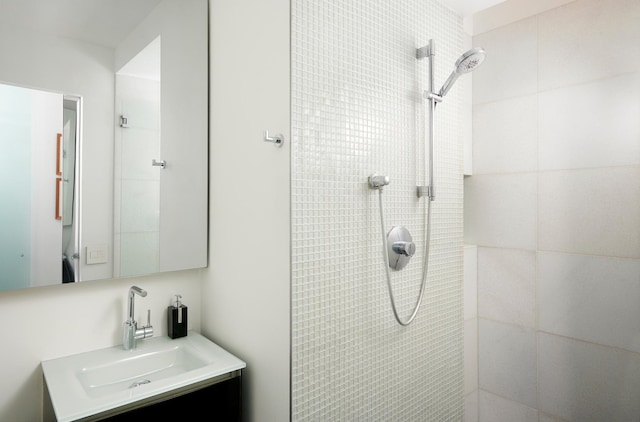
[538,252,640,353]
[462,32,474,176]
[479,319,537,408]
[473,94,537,174]
[472,17,537,105]
[478,390,538,422]
[464,390,479,422]
[465,318,478,395]
[539,73,640,171]
[478,247,536,328]
[464,174,537,250]
[539,413,570,422]
[538,167,640,258]
[539,333,640,422]
[471,0,575,36]
[538,0,640,90]
[464,245,478,320]
[471,0,640,420]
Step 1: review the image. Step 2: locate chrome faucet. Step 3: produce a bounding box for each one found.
[123,286,154,350]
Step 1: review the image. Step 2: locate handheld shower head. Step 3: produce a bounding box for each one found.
[455,47,486,73]
[438,47,486,97]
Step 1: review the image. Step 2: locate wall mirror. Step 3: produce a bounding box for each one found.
[0,0,208,292]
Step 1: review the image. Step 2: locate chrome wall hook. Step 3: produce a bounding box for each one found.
[152,159,166,168]
[264,130,284,147]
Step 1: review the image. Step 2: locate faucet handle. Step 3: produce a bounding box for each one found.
[140,309,154,339]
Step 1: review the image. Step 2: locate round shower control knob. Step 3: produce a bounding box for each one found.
[387,226,415,271]
[392,241,415,257]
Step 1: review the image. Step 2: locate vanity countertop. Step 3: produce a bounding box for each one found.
[42,331,245,421]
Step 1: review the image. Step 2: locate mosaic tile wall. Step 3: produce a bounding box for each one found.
[291,0,464,420]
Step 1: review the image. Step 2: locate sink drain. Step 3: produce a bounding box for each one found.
[129,379,151,388]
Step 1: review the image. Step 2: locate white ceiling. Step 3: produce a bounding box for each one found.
[0,0,161,48]
[437,0,507,16]
[0,0,504,47]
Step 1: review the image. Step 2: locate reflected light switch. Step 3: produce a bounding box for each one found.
[86,245,108,265]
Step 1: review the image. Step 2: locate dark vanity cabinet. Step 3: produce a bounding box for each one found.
[44,370,243,422]
[106,372,242,421]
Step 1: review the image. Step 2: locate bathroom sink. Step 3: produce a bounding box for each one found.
[42,332,245,421]
[77,339,209,398]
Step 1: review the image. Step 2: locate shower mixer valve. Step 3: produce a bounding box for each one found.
[387,226,415,271]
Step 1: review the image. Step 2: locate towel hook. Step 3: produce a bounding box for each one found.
[152,159,166,169]
[264,130,284,147]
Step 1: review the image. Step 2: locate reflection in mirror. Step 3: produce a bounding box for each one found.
[62,97,80,283]
[114,37,162,277]
[0,84,63,289]
[0,84,80,290]
[0,0,208,292]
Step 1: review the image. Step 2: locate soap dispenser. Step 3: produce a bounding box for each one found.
[168,294,187,339]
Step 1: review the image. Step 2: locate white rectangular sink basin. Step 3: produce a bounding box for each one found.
[42,332,246,421]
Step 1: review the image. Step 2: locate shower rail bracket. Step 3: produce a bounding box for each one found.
[416,39,435,60]
[424,91,442,103]
[417,185,434,201]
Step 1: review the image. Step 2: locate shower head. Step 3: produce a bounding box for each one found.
[438,47,486,97]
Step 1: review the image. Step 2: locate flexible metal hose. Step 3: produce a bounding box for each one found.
[377,188,432,326]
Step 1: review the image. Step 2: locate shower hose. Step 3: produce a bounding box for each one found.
[376,188,432,326]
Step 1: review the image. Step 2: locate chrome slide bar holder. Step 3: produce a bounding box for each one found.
[416,185,434,199]
[416,39,438,202]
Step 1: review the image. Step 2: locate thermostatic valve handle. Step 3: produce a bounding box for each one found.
[392,241,415,257]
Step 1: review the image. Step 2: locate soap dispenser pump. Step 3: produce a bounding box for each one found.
[168,294,187,339]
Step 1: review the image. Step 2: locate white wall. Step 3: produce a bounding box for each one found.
[464,245,479,422]
[465,0,640,420]
[205,0,291,421]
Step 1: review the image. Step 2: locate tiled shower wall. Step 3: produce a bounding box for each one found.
[466,0,640,420]
[291,1,465,419]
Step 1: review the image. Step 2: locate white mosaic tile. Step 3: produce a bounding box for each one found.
[292,0,464,420]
